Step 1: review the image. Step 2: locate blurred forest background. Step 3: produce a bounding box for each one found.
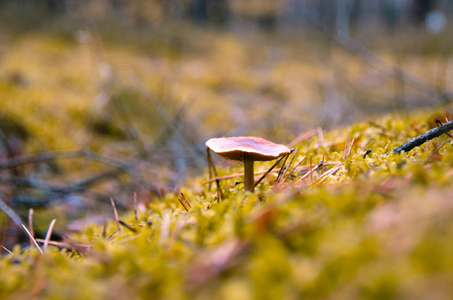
[1,0,453,245]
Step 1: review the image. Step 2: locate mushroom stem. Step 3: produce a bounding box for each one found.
[243,160,255,192]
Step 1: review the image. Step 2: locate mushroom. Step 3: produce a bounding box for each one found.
[206,136,291,192]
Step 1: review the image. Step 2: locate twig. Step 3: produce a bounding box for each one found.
[44,219,57,250]
[0,149,160,195]
[119,220,137,233]
[391,120,453,154]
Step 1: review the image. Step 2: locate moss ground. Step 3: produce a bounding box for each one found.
[2,109,453,299]
[2,22,453,299]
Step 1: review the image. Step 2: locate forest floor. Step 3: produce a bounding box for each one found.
[1,20,453,299]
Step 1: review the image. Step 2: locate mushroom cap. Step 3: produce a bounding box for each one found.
[206,136,291,161]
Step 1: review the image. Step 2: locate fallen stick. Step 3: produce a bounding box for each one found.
[391,120,453,154]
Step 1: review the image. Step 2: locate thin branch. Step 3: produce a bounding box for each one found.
[119,220,137,233]
[391,120,453,154]
[0,149,160,195]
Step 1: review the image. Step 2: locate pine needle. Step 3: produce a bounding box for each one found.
[21,224,43,254]
[110,197,121,232]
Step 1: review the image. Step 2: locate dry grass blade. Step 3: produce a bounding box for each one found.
[110,197,121,232]
[44,219,57,250]
[21,224,43,254]
[294,160,323,185]
[35,238,92,252]
[287,155,307,177]
[1,245,12,254]
[312,163,344,185]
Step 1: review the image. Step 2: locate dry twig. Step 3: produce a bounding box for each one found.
[391,120,453,154]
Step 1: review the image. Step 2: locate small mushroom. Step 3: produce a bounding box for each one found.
[206,136,291,192]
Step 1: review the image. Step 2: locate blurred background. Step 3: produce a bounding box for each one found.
[1,0,453,245]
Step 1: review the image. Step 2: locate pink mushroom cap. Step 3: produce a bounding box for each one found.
[206,136,291,161]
